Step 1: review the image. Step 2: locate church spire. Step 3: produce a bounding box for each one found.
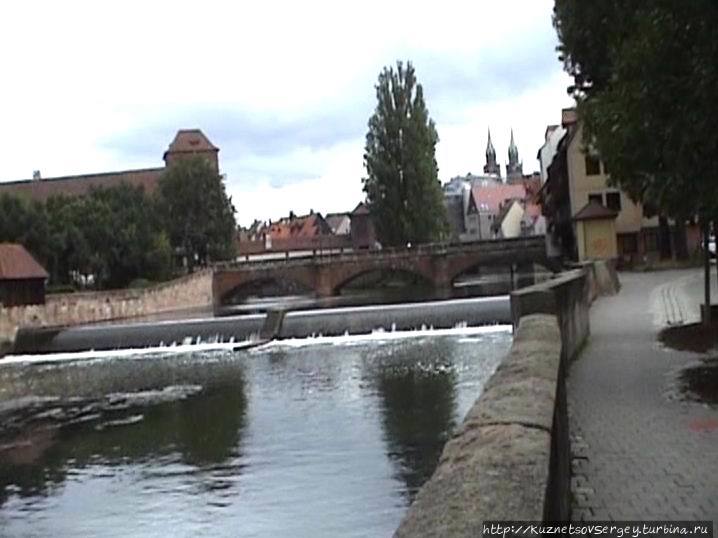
[483,128,500,176]
[508,129,518,164]
[506,128,523,181]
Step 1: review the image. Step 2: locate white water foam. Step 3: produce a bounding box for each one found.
[252,324,512,351]
[1,324,512,366]
[0,340,257,366]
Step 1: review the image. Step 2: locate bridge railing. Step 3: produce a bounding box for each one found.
[214,235,547,271]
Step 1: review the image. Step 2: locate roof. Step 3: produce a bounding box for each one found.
[352,202,370,215]
[0,128,216,203]
[471,183,526,213]
[524,201,542,219]
[573,200,618,221]
[492,199,522,232]
[165,129,218,155]
[325,213,351,234]
[0,168,165,202]
[0,243,49,280]
[264,213,332,239]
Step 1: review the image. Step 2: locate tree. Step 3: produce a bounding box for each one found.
[157,156,237,269]
[363,61,448,247]
[554,0,718,322]
[0,194,49,264]
[84,184,173,287]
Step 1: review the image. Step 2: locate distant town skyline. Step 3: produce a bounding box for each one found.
[0,0,573,226]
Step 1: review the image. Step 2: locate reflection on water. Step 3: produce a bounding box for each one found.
[365,339,457,500]
[0,328,511,537]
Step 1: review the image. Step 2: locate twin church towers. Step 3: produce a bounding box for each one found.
[483,129,523,181]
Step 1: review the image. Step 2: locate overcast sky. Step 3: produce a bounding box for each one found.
[0,0,573,226]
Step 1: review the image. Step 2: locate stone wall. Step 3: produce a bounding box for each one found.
[394,314,563,536]
[395,262,619,534]
[510,268,590,363]
[0,270,213,347]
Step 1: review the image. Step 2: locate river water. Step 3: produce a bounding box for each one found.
[0,326,512,537]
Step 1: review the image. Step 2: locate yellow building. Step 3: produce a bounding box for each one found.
[565,118,658,260]
[573,200,618,261]
[540,108,679,265]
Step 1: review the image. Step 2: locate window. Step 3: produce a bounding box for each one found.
[585,155,601,176]
[602,160,609,175]
[620,233,638,254]
[606,192,622,211]
[588,193,603,206]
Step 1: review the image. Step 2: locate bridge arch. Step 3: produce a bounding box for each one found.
[445,247,551,285]
[220,276,314,305]
[331,267,435,295]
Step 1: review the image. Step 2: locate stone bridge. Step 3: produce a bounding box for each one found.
[213,236,552,307]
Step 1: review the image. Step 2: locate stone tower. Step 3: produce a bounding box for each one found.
[483,128,500,176]
[163,129,219,172]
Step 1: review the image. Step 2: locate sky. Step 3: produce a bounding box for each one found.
[0,0,574,227]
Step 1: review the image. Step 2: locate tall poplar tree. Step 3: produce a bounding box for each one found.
[363,61,448,247]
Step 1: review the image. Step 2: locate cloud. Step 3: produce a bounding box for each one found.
[0,0,574,226]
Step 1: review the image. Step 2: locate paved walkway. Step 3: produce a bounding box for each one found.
[568,269,718,521]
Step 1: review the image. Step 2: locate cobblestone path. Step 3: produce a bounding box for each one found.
[568,270,718,521]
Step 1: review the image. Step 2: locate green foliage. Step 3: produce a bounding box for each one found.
[363,61,449,247]
[554,0,718,219]
[157,156,237,269]
[0,194,49,262]
[1,186,177,289]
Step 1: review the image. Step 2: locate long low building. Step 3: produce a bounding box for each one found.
[0,129,219,201]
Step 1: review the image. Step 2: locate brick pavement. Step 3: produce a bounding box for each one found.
[567,270,718,522]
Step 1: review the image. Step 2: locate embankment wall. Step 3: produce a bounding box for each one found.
[0,270,213,348]
[394,260,618,535]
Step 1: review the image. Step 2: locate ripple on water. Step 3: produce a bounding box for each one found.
[0,328,512,538]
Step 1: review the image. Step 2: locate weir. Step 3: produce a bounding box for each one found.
[10,295,511,354]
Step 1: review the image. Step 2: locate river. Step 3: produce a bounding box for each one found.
[0,326,512,537]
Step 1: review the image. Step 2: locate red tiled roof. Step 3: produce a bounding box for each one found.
[166,129,218,154]
[573,200,618,221]
[0,243,49,280]
[524,202,542,219]
[264,213,332,239]
[471,183,526,213]
[0,168,164,202]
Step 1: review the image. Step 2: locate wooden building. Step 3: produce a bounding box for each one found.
[0,243,49,306]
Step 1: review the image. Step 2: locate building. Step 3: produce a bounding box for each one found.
[572,200,619,260]
[539,108,694,264]
[349,203,377,249]
[0,243,49,306]
[443,129,543,242]
[492,198,546,239]
[0,129,219,202]
[537,124,567,184]
[325,212,351,236]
